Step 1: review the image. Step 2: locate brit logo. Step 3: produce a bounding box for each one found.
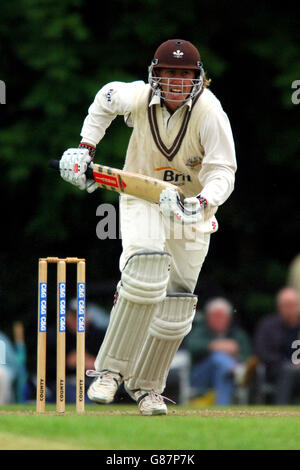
[154,166,191,186]
[173,50,184,59]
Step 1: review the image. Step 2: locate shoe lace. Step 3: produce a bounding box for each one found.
[86,369,120,386]
[146,390,176,405]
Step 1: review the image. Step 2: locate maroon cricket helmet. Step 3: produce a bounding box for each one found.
[148,39,204,102]
[152,39,202,71]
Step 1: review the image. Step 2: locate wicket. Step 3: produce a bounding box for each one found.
[36,257,86,413]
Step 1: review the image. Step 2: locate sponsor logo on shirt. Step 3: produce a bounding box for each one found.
[106,88,114,102]
[154,166,192,186]
[185,156,203,167]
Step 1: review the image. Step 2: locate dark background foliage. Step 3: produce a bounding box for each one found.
[0,0,299,370]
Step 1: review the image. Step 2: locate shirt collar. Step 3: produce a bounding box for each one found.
[149,89,192,111]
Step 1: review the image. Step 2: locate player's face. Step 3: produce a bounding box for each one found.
[158,68,195,111]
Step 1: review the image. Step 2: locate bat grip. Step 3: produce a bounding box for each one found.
[48,159,95,180]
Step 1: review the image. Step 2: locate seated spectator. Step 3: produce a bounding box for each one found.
[0,330,18,404]
[185,297,252,405]
[254,287,300,404]
[46,301,106,403]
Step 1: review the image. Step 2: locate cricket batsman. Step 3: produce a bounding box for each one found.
[59,39,237,415]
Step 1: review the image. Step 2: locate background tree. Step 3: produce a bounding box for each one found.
[0,0,299,369]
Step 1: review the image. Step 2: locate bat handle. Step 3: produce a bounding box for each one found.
[48,159,95,180]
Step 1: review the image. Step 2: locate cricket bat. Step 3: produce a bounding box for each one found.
[49,160,185,204]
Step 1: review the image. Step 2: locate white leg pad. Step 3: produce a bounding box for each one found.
[94,251,171,377]
[126,293,197,393]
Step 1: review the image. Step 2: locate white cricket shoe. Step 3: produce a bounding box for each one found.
[86,370,123,404]
[125,385,173,416]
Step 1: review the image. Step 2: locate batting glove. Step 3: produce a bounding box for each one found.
[159,188,207,224]
[78,143,98,193]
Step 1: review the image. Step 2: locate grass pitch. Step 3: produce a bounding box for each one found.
[1,404,300,450]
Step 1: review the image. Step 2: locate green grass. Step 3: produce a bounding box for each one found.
[1,405,300,450]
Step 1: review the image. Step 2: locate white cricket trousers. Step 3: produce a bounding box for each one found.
[119,195,213,292]
[93,194,215,380]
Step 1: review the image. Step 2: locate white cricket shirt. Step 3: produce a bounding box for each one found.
[80,81,237,207]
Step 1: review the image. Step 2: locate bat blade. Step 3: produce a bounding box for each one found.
[92,163,184,203]
[49,160,184,204]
